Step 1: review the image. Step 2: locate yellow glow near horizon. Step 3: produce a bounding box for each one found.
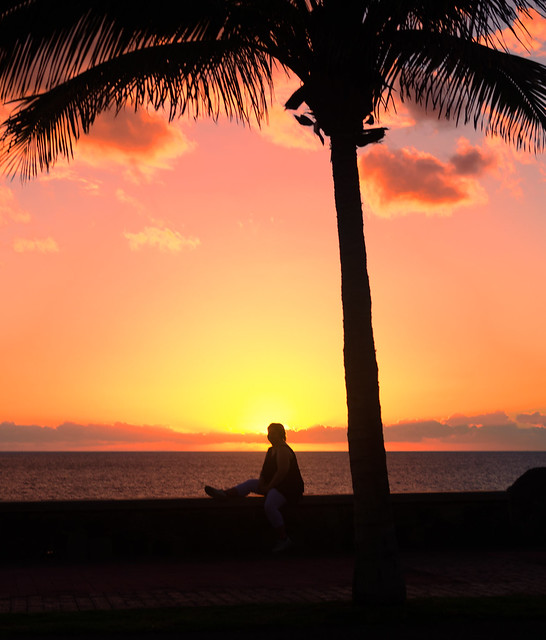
[233,395,297,435]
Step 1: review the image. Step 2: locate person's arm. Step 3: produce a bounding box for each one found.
[262,447,290,493]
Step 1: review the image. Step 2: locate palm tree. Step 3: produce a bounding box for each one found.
[1,0,545,604]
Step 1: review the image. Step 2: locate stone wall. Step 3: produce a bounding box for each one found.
[0,491,527,563]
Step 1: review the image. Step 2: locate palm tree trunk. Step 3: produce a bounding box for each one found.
[330,133,406,605]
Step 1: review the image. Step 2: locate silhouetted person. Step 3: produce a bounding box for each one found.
[205,422,304,552]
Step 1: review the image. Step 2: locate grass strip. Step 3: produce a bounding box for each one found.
[1,595,545,637]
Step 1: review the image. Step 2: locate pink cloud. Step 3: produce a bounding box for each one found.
[391,96,453,130]
[0,421,268,451]
[288,425,347,444]
[76,108,195,178]
[498,9,546,57]
[445,411,514,428]
[358,138,498,216]
[449,139,498,176]
[517,411,546,427]
[384,412,546,450]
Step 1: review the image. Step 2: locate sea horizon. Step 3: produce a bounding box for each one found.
[1,448,544,452]
[2,450,545,502]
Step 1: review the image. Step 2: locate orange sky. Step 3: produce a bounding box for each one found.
[1,18,546,452]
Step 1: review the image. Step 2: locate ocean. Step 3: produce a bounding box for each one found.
[1,451,545,502]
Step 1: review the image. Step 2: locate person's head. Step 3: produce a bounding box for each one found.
[267,422,286,446]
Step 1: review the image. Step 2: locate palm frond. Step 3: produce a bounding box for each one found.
[1,39,273,178]
[0,0,255,99]
[386,30,546,152]
[2,0,546,173]
[402,1,546,47]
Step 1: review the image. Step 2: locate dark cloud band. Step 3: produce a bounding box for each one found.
[2,411,545,450]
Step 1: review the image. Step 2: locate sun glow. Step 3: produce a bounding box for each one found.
[233,395,296,435]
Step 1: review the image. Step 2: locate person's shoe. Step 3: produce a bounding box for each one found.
[204,485,228,500]
[272,537,294,553]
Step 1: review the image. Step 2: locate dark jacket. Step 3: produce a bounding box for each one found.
[260,444,304,502]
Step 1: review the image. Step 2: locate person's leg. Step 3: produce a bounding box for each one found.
[264,488,287,532]
[205,479,261,500]
[265,489,294,551]
[231,478,261,497]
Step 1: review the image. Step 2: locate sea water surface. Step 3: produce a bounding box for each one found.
[1,451,545,502]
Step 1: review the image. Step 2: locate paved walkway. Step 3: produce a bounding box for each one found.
[1,549,545,614]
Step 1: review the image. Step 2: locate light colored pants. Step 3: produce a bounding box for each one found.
[234,479,287,529]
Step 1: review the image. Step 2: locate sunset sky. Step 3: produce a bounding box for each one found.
[1,13,545,451]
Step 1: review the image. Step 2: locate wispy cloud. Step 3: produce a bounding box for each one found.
[259,103,322,151]
[0,186,31,226]
[259,72,322,151]
[115,188,146,214]
[123,226,200,252]
[12,237,59,253]
[38,166,102,194]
